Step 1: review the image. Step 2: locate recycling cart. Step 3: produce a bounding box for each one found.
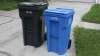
[44,8,75,55]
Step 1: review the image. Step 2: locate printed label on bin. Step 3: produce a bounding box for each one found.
[26,11,32,14]
[68,18,72,25]
[50,17,58,21]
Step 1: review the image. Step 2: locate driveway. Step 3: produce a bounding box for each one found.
[0,1,93,56]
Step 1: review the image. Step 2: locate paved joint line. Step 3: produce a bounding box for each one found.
[76,20,82,26]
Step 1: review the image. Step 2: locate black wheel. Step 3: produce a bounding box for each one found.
[44,33,47,41]
[68,39,72,49]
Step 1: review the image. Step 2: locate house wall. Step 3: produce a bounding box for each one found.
[96,0,100,3]
[66,0,96,3]
[98,0,100,3]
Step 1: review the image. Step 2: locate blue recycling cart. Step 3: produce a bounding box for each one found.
[44,8,75,55]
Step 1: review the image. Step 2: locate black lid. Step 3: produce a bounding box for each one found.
[18,2,48,10]
[19,2,48,7]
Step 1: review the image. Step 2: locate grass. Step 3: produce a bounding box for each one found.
[74,27,100,56]
[82,4,100,24]
[0,1,19,11]
[0,0,47,11]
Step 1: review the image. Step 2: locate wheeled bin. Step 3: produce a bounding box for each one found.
[44,8,75,55]
[18,2,48,47]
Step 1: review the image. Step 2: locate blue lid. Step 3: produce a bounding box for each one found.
[44,8,75,17]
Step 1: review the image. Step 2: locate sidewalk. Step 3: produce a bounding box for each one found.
[78,22,100,30]
[0,1,94,56]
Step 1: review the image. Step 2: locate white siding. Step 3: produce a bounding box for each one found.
[96,0,100,3]
[98,0,100,3]
[66,0,96,3]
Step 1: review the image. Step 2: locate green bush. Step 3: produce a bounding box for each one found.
[0,0,48,2]
[0,0,48,10]
[21,0,40,2]
[23,0,30,1]
[0,1,18,10]
[0,0,17,3]
[21,0,48,2]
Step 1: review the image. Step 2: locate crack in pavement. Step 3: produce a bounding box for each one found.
[0,27,13,33]
[0,18,15,26]
[0,13,20,56]
[0,15,20,25]
[0,51,12,56]
[0,15,20,19]
[0,31,21,48]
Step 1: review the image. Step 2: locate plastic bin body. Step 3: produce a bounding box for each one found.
[18,2,48,47]
[44,8,74,55]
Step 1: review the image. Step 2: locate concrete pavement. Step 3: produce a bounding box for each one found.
[78,22,100,30]
[0,1,94,56]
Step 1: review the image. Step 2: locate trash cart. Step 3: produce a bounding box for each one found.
[44,8,75,55]
[18,2,48,47]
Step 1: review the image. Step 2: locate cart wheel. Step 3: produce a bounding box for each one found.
[68,39,72,49]
[44,33,47,41]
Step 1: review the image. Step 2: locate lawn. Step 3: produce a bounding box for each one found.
[0,0,47,11]
[82,4,100,24]
[74,27,100,56]
[0,1,19,11]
